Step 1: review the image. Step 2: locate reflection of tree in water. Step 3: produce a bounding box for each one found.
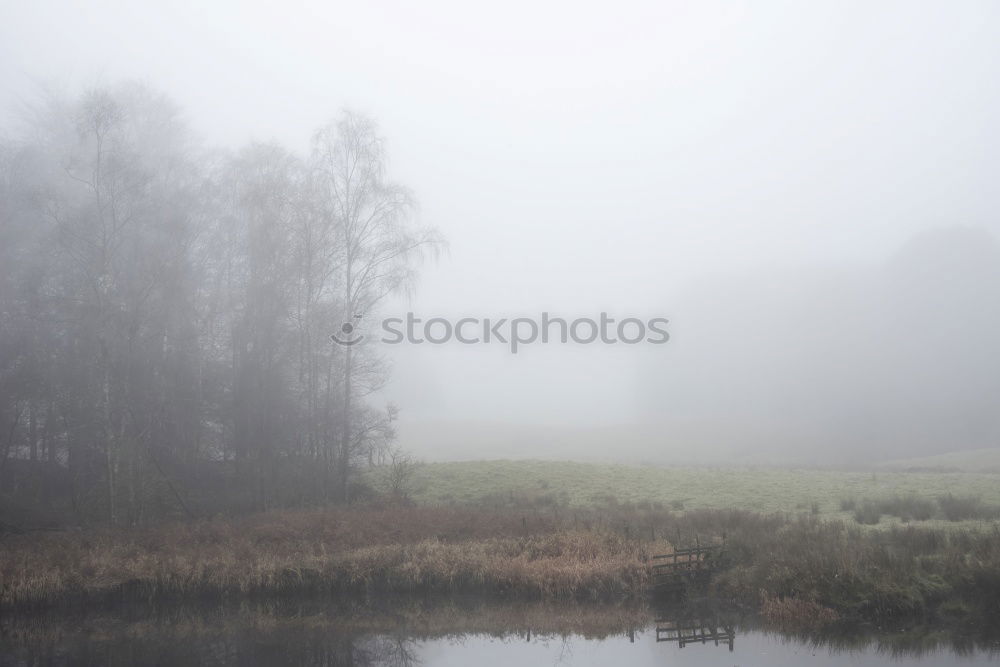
[353,635,421,667]
[3,599,999,664]
[555,636,574,665]
[765,623,1000,661]
[0,618,422,667]
[221,630,420,666]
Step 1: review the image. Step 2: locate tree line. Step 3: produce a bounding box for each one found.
[0,82,440,526]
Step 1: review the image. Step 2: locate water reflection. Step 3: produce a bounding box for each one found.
[654,614,735,651]
[0,597,997,666]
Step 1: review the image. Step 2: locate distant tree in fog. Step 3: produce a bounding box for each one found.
[311,111,442,502]
[0,84,438,524]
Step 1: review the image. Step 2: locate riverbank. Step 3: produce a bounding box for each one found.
[2,506,998,627]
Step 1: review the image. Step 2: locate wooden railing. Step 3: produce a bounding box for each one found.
[649,544,724,591]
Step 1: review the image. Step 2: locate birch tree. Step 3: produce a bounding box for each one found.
[310,111,441,502]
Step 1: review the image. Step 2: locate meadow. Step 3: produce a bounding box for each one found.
[368,459,1000,527]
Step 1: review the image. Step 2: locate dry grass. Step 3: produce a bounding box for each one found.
[3,505,1000,628]
[0,507,654,608]
[760,591,839,631]
[329,531,651,598]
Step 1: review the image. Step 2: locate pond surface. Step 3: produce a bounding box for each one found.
[1,598,997,666]
[412,629,997,666]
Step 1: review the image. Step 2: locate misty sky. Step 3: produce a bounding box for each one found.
[3,1,1000,460]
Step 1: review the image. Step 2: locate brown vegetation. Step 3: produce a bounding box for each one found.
[2,505,999,629]
[0,507,652,608]
[759,591,839,631]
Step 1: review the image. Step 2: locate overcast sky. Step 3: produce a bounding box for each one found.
[3,1,1000,457]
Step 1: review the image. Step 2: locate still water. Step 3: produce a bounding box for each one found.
[413,629,997,666]
[1,599,997,666]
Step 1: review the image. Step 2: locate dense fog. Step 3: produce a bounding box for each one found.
[2,0,1000,524]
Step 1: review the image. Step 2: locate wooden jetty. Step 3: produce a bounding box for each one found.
[649,543,724,594]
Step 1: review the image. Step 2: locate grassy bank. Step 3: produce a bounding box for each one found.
[3,505,999,627]
[0,507,650,608]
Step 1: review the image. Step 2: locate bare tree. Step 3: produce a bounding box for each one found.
[0,87,440,525]
[385,446,419,503]
[310,111,442,502]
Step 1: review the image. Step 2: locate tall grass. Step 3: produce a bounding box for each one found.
[717,516,1000,622]
[0,507,652,608]
[2,505,998,626]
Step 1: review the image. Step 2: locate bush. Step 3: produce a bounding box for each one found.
[882,496,935,522]
[853,501,882,525]
[936,494,1000,521]
[851,496,935,524]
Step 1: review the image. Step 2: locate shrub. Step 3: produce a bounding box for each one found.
[936,494,1000,521]
[853,501,882,525]
[881,496,935,522]
[851,496,935,524]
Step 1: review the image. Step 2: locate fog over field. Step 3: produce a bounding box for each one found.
[6,6,1000,662]
[3,0,1000,469]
